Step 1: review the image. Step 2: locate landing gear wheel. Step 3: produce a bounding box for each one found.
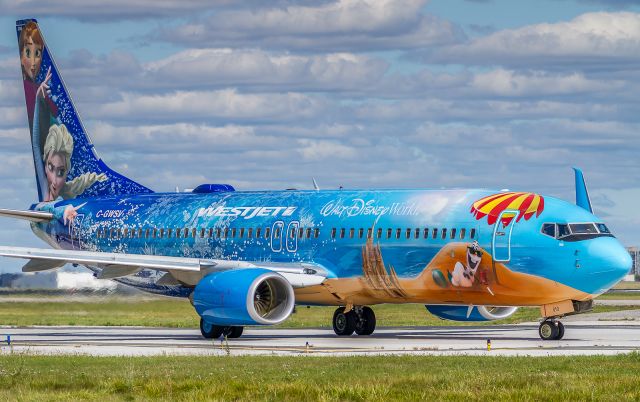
[556,322,565,340]
[333,307,356,336]
[200,318,224,339]
[224,326,244,339]
[538,320,560,341]
[355,306,376,336]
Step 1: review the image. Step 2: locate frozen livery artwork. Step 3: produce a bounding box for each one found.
[0,20,631,341]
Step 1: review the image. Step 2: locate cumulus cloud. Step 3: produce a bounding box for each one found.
[0,0,331,21]
[155,0,463,51]
[422,12,640,69]
[470,69,622,97]
[94,89,327,123]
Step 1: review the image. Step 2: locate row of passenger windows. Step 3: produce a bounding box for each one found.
[95,226,476,241]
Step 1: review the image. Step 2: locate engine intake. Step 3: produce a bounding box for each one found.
[193,268,295,326]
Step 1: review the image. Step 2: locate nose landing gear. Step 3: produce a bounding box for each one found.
[538,319,565,340]
[332,306,377,336]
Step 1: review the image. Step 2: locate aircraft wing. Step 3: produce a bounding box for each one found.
[0,246,327,288]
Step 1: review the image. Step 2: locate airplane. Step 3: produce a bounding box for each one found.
[0,19,631,341]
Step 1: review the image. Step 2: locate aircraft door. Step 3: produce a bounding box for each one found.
[491,210,518,262]
[270,221,284,252]
[286,221,299,252]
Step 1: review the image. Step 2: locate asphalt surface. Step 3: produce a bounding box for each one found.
[1,317,640,357]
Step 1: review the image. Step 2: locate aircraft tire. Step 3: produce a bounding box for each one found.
[538,320,559,341]
[200,318,224,339]
[225,326,244,338]
[333,307,356,336]
[355,306,376,336]
[555,322,565,340]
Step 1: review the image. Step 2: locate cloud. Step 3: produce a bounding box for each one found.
[470,69,621,97]
[155,0,463,51]
[0,0,332,21]
[422,12,640,69]
[94,89,327,123]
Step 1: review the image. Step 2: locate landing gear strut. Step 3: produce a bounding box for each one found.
[538,319,565,340]
[332,306,376,336]
[200,318,244,339]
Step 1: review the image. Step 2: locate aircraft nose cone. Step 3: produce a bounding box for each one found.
[584,237,632,294]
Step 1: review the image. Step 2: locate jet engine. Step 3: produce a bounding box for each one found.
[193,268,295,326]
[425,305,518,321]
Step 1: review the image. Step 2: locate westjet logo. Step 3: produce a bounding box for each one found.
[196,206,297,220]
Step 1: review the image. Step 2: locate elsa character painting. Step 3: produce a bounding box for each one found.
[37,123,107,224]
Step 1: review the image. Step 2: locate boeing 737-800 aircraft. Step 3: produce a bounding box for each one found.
[0,19,631,340]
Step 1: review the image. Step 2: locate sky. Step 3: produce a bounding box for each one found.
[0,0,638,272]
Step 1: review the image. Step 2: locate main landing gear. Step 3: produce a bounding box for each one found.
[200,318,244,339]
[538,319,565,340]
[332,306,376,336]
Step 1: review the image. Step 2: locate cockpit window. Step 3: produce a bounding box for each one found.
[596,223,610,234]
[569,223,598,234]
[541,222,614,241]
[557,224,570,238]
[542,223,555,237]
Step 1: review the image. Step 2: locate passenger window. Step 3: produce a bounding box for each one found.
[216,228,221,238]
[460,228,466,239]
[367,228,373,239]
[307,228,312,239]
[123,228,129,237]
[415,228,420,239]
[377,228,382,239]
[470,228,476,239]
[331,228,336,239]
[442,228,447,239]
[265,227,271,238]
[160,229,165,238]
[299,228,304,238]
[192,228,196,238]
[256,228,262,238]
[541,223,556,238]
[432,228,438,239]
[396,228,401,239]
[290,228,296,238]
[314,228,320,238]
[152,229,157,238]
[184,228,189,238]
[274,228,281,239]
[450,228,456,239]
[176,229,181,238]
[387,228,392,239]
[359,228,364,239]
[248,228,253,238]
[223,228,229,238]
[240,228,245,238]
[340,228,345,239]
[349,228,355,239]
[406,228,411,239]
[423,228,429,239]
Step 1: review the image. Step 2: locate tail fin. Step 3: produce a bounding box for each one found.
[16,19,152,202]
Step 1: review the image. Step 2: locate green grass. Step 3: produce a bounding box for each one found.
[0,297,638,328]
[1,354,640,400]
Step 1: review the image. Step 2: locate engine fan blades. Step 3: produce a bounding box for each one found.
[254,280,275,317]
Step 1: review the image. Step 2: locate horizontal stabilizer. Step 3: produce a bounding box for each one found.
[0,208,53,223]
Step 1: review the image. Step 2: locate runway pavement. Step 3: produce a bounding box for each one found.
[1,318,640,357]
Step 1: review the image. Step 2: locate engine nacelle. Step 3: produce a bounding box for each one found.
[193,268,295,326]
[425,305,518,322]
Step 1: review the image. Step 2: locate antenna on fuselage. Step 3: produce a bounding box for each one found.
[312,178,319,191]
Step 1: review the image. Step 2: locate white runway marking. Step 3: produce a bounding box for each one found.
[1,321,640,357]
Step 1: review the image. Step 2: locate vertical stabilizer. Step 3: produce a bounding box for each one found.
[16,19,152,202]
[573,167,593,213]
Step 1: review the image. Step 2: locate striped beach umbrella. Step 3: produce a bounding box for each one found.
[470,192,545,226]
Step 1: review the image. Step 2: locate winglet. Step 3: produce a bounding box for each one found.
[573,167,593,213]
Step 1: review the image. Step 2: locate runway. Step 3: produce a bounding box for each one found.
[1,318,640,357]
